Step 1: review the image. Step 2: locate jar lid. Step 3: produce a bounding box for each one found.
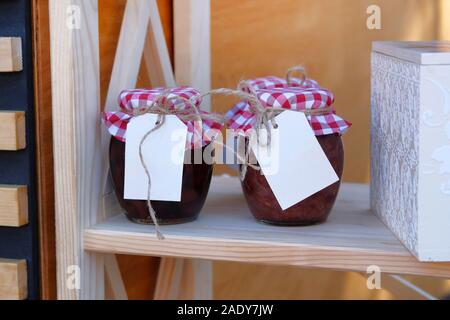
[226,76,351,136]
[102,87,223,149]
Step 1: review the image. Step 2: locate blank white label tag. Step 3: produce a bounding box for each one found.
[250,110,339,210]
[124,114,187,201]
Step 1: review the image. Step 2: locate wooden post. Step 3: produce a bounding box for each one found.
[174,0,211,110]
[101,0,159,300]
[144,0,176,87]
[49,0,104,300]
[104,0,153,110]
[156,0,214,300]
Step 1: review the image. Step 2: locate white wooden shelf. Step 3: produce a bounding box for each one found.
[84,176,450,278]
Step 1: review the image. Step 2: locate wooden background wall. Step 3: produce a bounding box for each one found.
[210,0,450,299]
[35,0,450,299]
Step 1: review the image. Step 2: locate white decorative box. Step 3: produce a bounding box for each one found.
[371,41,450,262]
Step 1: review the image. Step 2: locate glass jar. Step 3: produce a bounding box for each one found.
[240,133,344,225]
[109,138,213,225]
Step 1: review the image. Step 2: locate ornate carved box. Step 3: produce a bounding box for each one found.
[371,41,450,262]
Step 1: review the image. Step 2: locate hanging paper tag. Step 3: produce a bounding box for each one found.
[124,114,188,201]
[250,110,339,210]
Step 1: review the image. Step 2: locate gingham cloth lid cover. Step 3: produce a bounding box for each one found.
[102,87,223,149]
[226,76,351,136]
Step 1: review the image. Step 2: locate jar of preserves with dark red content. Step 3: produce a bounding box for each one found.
[226,73,351,226]
[102,87,223,225]
[109,138,214,224]
[241,134,344,225]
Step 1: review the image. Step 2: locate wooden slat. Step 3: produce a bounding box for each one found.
[382,275,437,300]
[154,258,212,300]
[49,0,105,300]
[154,257,182,299]
[85,177,450,278]
[104,0,152,110]
[104,254,127,300]
[174,0,211,109]
[161,0,213,300]
[0,111,26,151]
[0,259,27,300]
[102,0,187,300]
[32,0,57,299]
[0,37,22,72]
[100,0,153,217]
[0,185,28,227]
[150,0,213,300]
[144,0,175,87]
[100,0,154,300]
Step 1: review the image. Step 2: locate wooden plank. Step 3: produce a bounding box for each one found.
[383,275,437,300]
[31,0,57,300]
[0,259,27,300]
[0,111,26,151]
[174,0,211,109]
[84,177,450,278]
[0,185,28,227]
[154,258,212,300]
[164,0,213,300]
[100,0,153,216]
[104,254,128,300]
[49,0,105,300]
[0,37,22,72]
[142,0,186,301]
[154,257,182,299]
[104,0,152,110]
[356,272,437,300]
[144,0,176,87]
[101,0,154,300]
[102,0,190,301]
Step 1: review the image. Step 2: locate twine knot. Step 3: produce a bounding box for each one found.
[126,90,224,240]
[203,66,333,180]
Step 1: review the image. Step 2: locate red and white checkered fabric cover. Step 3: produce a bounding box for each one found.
[241,76,320,91]
[227,77,351,136]
[102,87,223,149]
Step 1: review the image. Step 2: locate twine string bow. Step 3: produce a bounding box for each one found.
[126,90,224,240]
[202,66,332,180]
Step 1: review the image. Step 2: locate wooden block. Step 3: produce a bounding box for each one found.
[0,111,26,151]
[0,259,28,300]
[0,185,28,227]
[0,37,23,72]
[174,0,211,109]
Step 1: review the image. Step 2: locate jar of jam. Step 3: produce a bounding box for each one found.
[109,138,213,224]
[227,73,351,226]
[103,87,223,225]
[241,134,344,225]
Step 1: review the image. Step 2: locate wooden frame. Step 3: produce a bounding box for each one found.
[50,0,104,299]
[49,0,449,300]
[50,0,213,300]
[32,0,57,299]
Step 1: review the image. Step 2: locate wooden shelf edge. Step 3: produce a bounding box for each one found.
[83,177,450,278]
[84,228,450,278]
